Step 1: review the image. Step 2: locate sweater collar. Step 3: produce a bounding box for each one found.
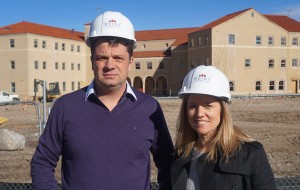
[85,79,137,101]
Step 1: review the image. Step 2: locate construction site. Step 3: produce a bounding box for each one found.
[0,95,299,189]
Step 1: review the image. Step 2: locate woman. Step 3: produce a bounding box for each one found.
[171,65,276,190]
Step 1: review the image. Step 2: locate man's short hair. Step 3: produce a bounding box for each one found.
[90,37,134,58]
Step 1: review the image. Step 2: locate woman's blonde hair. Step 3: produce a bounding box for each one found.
[174,95,254,162]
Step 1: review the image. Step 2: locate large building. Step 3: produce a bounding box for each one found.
[188,8,300,95]
[0,21,88,100]
[0,8,299,100]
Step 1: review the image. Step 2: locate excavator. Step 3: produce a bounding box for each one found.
[34,79,61,102]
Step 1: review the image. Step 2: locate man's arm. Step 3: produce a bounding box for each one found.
[30,102,63,190]
[150,102,174,190]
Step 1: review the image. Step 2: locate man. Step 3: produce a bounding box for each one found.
[30,11,174,190]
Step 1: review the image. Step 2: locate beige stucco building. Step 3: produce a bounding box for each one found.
[0,8,299,100]
[188,8,300,95]
[0,22,88,100]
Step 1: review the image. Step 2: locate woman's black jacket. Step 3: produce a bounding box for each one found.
[171,141,276,190]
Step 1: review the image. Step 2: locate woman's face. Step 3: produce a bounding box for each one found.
[187,94,222,139]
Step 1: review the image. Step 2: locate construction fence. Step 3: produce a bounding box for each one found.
[0,94,299,189]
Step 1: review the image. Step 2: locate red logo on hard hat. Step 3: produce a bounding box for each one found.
[194,73,209,82]
[104,19,121,28]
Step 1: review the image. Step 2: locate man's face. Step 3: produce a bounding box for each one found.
[91,41,133,91]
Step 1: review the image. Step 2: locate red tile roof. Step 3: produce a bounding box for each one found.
[133,28,197,58]
[190,8,252,32]
[135,27,198,46]
[0,21,84,41]
[190,8,300,33]
[264,15,300,32]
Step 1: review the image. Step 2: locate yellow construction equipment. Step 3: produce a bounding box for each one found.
[0,116,8,125]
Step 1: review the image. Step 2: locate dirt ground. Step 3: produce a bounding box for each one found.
[0,96,299,183]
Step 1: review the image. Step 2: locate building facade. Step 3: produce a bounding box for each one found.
[188,8,300,95]
[0,22,87,100]
[0,8,299,100]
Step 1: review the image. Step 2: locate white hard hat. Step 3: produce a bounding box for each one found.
[178,65,231,102]
[86,11,137,49]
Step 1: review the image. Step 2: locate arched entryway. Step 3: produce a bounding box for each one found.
[156,76,167,96]
[133,77,143,92]
[145,76,155,95]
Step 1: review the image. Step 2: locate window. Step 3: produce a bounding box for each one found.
[190,38,195,47]
[268,36,274,45]
[71,63,74,70]
[62,43,65,51]
[62,62,65,70]
[205,35,209,45]
[10,39,15,48]
[11,82,16,93]
[159,62,165,70]
[42,41,46,48]
[268,59,274,68]
[180,61,184,68]
[10,60,15,70]
[71,44,74,52]
[229,81,235,92]
[43,61,46,69]
[55,42,58,50]
[71,82,75,91]
[142,44,146,49]
[63,82,66,91]
[292,59,298,67]
[77,45,80,52]
[34,61,38,69]
[269,81,275,91]
[279,81,284,90]
[55,62,59,70]
[77,63,80,70]
[34,39,38,48]
[147,62,152,69]
[281,59,286,68]
[281,37,286,46]
[256,36,261,45]
[135,62,140,70]
[197,36,201,46]
[255,81,261,91]
[245,59,251,68]
[292,37,298,46]
[228,34,235,44]
[78,82,81,90]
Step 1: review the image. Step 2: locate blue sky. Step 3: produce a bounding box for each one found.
[1,0,300,32]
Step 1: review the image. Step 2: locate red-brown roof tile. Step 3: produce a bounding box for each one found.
[190,8,252,32]
[135,27,197,46]
[0,21,84,41]
[264,15,300,32]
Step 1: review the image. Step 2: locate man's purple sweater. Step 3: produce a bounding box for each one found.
[30,86,174,190]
